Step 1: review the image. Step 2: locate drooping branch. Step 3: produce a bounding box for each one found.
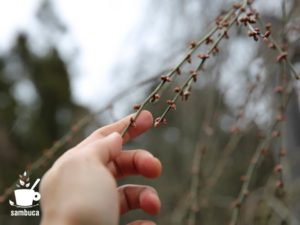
[229,80,294,225]
[121,0,250,136]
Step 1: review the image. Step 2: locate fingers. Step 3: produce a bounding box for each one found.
[127,221,156,225]
[80,110,153,147]
[85,132,123,164]
[107,150,162,179]
[118,185,160,215]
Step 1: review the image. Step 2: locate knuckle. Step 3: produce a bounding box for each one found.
[91,129,105,139]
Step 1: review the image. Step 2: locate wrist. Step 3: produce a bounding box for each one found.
[41,217,72,225]
[40,210,75,225]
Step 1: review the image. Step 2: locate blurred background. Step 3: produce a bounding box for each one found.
[0,0,300,224]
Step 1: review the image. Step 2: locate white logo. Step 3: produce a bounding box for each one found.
[9,171,41,216]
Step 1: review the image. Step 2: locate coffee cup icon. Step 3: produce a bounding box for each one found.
[14,189,41,206]
[13,178,41,207]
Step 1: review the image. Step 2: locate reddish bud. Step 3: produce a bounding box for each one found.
[182,91,191,101]
[187,54,192,63]
[154,117,167,127]
[154,117,161,127]
[222,20,229,27]
[272,130,281,137]
[276,180,284,189]
[175,67,181,75]
[263,30,271,38]
[248,30,257,37]
[257,131,266,139]
[268,42,276,49]
[281,43,289,52]
[192,75,197,82]
[276,114,285,121]
[247,0,253,5]
[44,149,54,159]
[162,118,167,125]
[212,46,220,55]
[234,200,241,208]
[251,157,258,164]
[160,75,172,82]
[248,29,259,41]
[133,104,141,110]
[230,125,240,134]
[167,99,175,105]
[243,189,250,196]
[71,125,78,132]
[215,16,223,28]
[248,18,257,24]
[263,37,269,42]
[276,52,288,62]
[279,148,286,157]
[240,16,249,26]
[174,86,181,93]
[154,93,160,100]
[247,11,254,17]
[189,41,197,49]
[205,37,214,44]
[265,23,272,31]
[274,86,284,93]
[197,53,210,59]
[130,117,136,127]
[150,94,160,102]
[233,3,242,9]
[190,70,198,82]
[240,175,247,182]
[260,148,269,156]
[224,31,229,39]
[150,93,160,102]
[274,164,283,173]
[167,99,176,110]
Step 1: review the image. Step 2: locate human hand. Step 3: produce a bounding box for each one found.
[40,111,161,225]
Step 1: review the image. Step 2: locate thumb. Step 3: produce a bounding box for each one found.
[87,132,123,164]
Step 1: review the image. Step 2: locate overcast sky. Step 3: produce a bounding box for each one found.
[0,0,287,115]
[0,0,143,109]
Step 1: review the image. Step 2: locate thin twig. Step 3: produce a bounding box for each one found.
[155,10,242,126]
[245,13,300,80]
[121,6,241,136]
[229,81,294,225]
[187,145,205,225]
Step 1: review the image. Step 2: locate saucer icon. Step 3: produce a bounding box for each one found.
[9,171,41,208]
[14,189,41,207]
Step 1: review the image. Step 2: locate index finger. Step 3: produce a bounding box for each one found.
[79,110,153,147]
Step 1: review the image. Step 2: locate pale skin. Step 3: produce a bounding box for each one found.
[40,110,162,225]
